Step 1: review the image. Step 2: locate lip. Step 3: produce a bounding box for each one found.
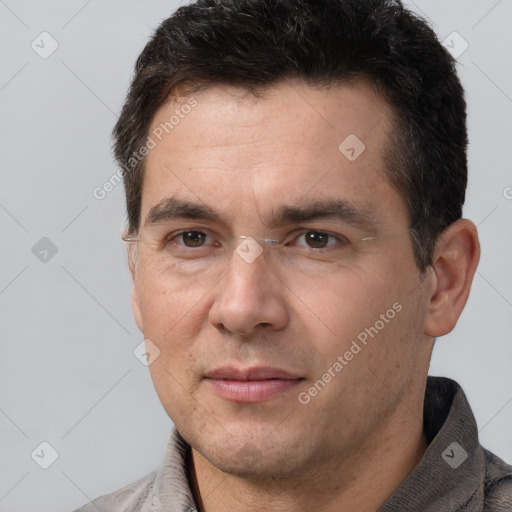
[204,366,304,403]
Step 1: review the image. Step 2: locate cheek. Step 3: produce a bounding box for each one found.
[147,359,200,430]
[136,261,208,323]
[311,266,394,335]
[313,259,423,374]
[135,265,208,382]
[306,286,426,435]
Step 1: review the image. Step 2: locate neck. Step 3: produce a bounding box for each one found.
[189,404,428,512]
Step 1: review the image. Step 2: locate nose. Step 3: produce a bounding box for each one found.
[208,248,289,337]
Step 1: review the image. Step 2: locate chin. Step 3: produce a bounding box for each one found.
[190,426,311,480]
[204,446,303,480]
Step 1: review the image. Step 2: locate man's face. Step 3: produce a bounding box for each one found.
[130,80,435,478]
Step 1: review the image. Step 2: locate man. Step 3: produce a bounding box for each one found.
[75,0,512,510]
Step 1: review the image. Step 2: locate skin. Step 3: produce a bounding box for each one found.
[128,79,480,511]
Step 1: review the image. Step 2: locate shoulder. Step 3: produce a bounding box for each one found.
[483,449,512,511]
[72,471,158,512]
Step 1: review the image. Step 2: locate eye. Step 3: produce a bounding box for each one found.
[293,231,346,249]
[167,230,214,249]
[181,230,208,247]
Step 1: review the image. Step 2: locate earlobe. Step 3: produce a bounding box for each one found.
[423,219,480,338]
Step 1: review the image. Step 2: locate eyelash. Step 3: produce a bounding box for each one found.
[163,229,349,251]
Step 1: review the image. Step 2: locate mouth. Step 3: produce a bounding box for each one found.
[204,366,305,403]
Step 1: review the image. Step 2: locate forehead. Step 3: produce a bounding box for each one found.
[141,79,407,229]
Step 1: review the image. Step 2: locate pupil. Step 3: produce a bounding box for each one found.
[307,231,327,248]
[183,231,205,247]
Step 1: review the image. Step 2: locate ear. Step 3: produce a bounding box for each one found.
[126,242,144,333]
[424,219,480,337]
[131,284,144,333]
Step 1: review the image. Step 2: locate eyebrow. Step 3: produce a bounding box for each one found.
[144,196,380,234]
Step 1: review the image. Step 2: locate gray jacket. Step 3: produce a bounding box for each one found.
[74,377,512,511]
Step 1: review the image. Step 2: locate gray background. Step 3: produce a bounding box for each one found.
[0,1,511,511]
